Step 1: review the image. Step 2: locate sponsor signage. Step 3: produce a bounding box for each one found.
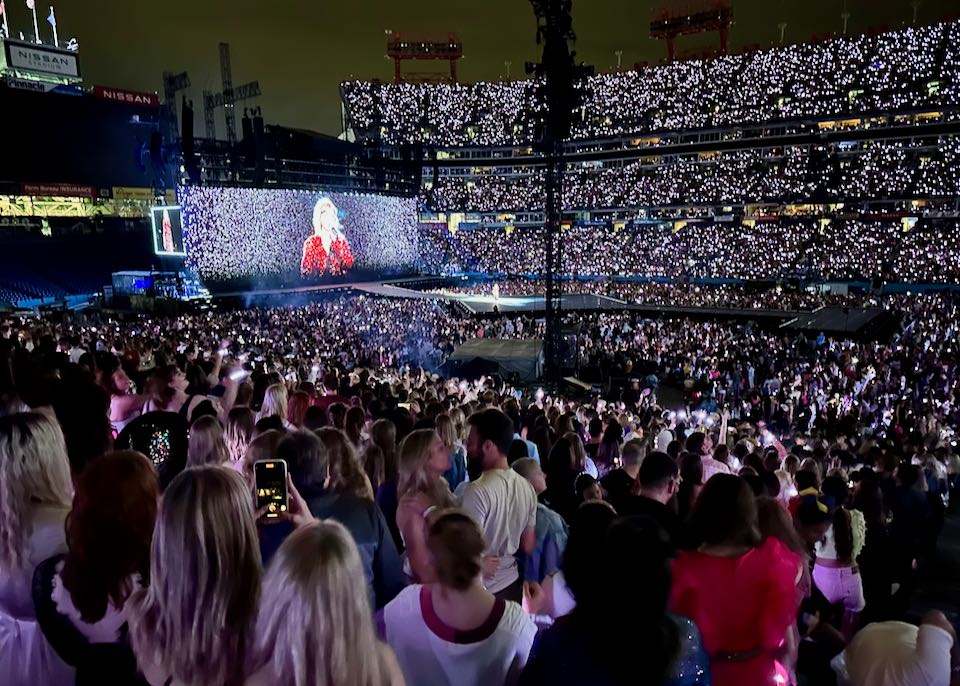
[3,76,81,95]
[20,182,96,198]
[4,39,80,78]
[112,186,156,202]
[94,85,160,108]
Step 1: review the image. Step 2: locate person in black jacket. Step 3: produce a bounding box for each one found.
[260,429,406,609]
[616,451,692,551]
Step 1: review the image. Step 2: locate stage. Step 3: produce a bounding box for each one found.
[204,278,897,338]
[354,283,630,314]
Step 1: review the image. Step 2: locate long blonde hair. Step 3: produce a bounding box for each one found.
[435,413,458,450]
[317,428,374,500]
[397,429,454,508]
[252,520,387,686]
[0,412,73,571]
[187,415,230,467]
[449,407,468,442]
[128,466,261,686]
[225,406,255,464]
[257,383,288,424]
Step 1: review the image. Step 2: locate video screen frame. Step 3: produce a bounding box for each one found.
[151,205,186,257]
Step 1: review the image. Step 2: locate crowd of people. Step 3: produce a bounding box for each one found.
[424,137,960,213]
[418,219,960,283]
[342,21,959,147]
[0,286,958,685]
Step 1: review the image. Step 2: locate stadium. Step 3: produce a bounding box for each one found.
[2,2,960,685]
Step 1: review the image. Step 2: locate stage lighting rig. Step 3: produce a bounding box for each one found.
[528,0,592,383]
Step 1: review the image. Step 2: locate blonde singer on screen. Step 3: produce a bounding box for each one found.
[300,196,355,276]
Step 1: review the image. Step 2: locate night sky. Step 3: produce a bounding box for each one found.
[3,0,956,136]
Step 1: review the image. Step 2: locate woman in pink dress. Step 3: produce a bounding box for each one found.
[671,473,802,686]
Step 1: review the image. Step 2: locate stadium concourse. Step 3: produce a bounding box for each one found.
[4,18,960,686]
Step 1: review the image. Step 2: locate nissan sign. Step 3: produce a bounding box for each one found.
[4,39,80,78]
[94,85,160,108]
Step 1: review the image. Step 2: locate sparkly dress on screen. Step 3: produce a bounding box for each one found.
[161,209,175,253]
[300,197,355,276]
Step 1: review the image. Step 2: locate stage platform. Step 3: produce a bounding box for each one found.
[206,280,895,338]
[350,284,632,313]
[781,306,893,337]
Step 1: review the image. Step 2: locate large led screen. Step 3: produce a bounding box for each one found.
[179,186,420,281]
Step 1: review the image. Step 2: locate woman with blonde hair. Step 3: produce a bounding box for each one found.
[128,466,262,686]
[258,383,294,430]
[225,406,256,468]
[0,412,73,619]
[247,520,403,686]
[396,429,454,582]
[187,415,230,467]
[318,427,374,501]
[435,413,467,490]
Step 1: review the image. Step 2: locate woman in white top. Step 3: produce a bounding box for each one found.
[380,509,537,686]
[814,476,867,640]
[0,412,73,619]
[128,466,262,686]
[100,356,147,435]
[247,520,404,686]
[396,429,455,582]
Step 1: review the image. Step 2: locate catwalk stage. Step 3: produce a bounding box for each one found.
[209,278,893,337]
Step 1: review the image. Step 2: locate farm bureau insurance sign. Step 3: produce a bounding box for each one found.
[4,40,80,78]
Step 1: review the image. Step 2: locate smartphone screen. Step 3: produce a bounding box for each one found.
[254,460,288,519]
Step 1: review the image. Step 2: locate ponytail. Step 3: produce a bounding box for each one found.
[833,507,854,564]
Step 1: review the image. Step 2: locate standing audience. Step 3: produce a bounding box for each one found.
[380,509,536,686]
[461,409,537,603]
[0,412,74,619]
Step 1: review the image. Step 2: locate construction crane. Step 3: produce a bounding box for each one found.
[202,42,262,142]
[161,70,191,140]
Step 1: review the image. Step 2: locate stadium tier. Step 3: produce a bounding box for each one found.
[342,21,960,146]
[417,219,960,283]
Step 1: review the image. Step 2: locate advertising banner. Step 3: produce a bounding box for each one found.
[4,39,80,78]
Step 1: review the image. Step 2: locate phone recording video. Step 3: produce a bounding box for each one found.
[254,459,288,519]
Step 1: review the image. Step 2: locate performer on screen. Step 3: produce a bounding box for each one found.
[161,208,175,253]
[301,196,355,277]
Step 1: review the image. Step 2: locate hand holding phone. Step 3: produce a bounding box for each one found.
[255,459,289,519]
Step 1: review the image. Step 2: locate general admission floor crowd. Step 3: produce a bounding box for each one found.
[1,286,959,686]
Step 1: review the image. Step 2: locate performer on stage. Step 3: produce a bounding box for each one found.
[301,196,355,276]
[492,282,500,301]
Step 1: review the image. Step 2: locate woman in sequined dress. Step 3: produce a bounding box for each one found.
[300,196,355,277]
